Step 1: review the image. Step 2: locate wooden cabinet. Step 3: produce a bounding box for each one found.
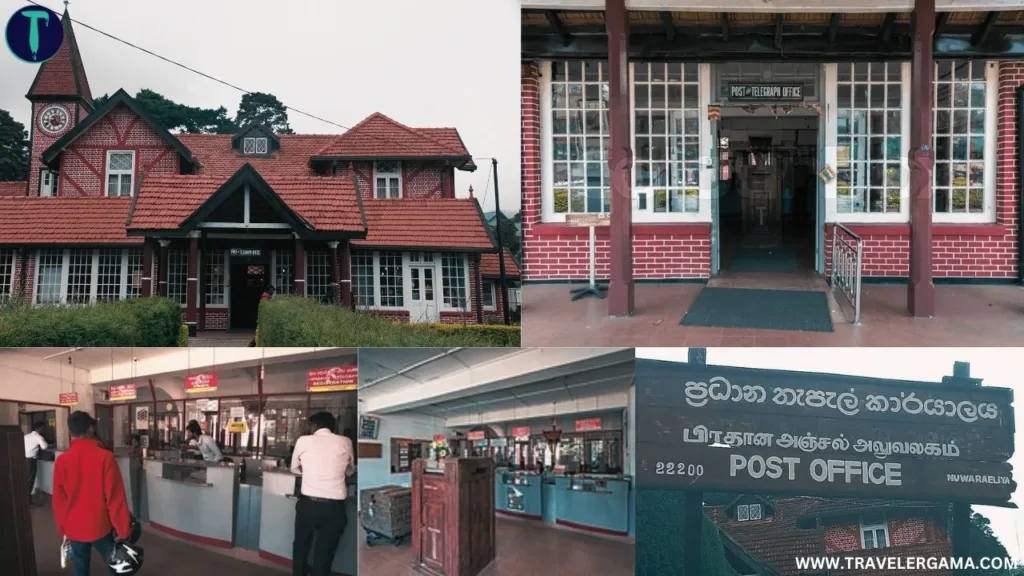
[412,457,495,576]
[0,426,38,576]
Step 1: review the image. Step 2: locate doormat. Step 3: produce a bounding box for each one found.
[681,287,834,332]
[725,247,801,272]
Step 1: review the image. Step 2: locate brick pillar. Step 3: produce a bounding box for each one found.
[521,63,541,283]
[907,0,936,317]
[293,239,305,296]
[328,241,341,303]
[157,240,170,298]
[141,241,154,297]
[339,241,352,308]
[606,0,634,317]
[185,235,199,327]
[996,62,1023,280]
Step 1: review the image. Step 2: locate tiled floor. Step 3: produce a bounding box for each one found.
[521,279,1024,347]
[358,515,635,575]
[29,501,287,576]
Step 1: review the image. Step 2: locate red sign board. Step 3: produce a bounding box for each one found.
[109,384,137,402]
[59,392,78,407]
[575,418,602,432]
[466,430,486,441]
[512,426,531,439]
[307,366,358,392]
[433,434,447,443]
[185,372,218,393]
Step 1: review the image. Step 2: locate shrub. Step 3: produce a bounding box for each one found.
[179,324,190,347]
[0,297,183,347]
[259,296,520,347]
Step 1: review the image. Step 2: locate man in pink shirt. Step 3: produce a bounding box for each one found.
[290,412,355,576]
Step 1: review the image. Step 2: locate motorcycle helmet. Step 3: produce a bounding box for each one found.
[107,541,144,575]
[129,515,142,544]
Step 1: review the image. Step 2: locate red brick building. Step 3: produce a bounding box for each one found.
[706,495,953,575]
[521,3,1024,318]
[0,11,518,331]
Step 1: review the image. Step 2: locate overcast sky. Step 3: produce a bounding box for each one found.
[638,347,1024,562]
[0,0,521,213]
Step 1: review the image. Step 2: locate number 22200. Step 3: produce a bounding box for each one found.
[655,462,704,476]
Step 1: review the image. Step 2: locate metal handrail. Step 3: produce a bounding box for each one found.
[830,223,863,325]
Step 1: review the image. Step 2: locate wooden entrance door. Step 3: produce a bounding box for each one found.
[742,139,781,241]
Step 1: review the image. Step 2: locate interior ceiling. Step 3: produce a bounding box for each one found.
[1,348,176,371]
[358,348,524,393]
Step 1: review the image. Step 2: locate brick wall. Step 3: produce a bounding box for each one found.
[28,101,76,197]
[204,310,228,330]
[338,161,449,199]
[57,105,179,197]
[521,63,543,279]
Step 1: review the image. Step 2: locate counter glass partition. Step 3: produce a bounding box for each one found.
[260,395,309,462]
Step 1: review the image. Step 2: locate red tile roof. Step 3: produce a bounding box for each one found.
[314,113,470,159]
[0,182,26,197]
[27,10,93,102]
[177,134,333,178]
[481,249,520,278]
[0,197,137,244]
[129,172,364,232]
[355,199,495,250]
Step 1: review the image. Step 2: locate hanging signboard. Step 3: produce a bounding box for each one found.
[196,398,220,412]
[308,366,358,392]
[359,414,380,440]
[467,430,486,441]
[134,406,149,431]
[185,372,218,394]
[226,406,248,434]
[109,384,137,402]
[59,392,78,407]
[575,418,602,432]
[728,84,804,102]
[512,426,532,440]
[635,360,1016,507]
[229,248,262,257]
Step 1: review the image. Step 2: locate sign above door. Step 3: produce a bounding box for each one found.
[728,84,804,102]
[230,248,262,257]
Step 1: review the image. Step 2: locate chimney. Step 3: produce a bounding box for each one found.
[468,185,474,199]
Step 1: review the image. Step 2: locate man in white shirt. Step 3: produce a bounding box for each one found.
[186,420,224,463]
[24,421,49,505]
[290,412,354,576]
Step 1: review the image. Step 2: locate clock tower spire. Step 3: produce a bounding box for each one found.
[26,8,93,197]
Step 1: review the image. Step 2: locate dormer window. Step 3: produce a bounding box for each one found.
[860,515,889,550]
[374,161,402,199]
[736,504,762,522]
[243,137,269,156]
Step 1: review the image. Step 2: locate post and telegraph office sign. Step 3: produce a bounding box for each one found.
[728,83,804,102]
[636,360,1016,507]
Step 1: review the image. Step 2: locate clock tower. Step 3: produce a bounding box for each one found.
[26,8,93,197]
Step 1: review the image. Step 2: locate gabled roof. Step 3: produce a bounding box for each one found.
[27,9,93,106]
[0,197,139,245]
[0,182,26,197]
[230,123,281,150]
[481,249,521,279]
[127,164,366,238]
[40,89,195,169]
[312,113,475,170]
[177,134,333,178]
[354,198,497,252]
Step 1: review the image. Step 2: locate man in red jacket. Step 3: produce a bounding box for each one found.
[53,411,132,576]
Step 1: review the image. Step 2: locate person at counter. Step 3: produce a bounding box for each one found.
[290,412,354,576]
[185,420,224,463]
[25,421,48,506]
[54,411,133,576]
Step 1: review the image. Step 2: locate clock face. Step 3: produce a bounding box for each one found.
[40,106,69,133]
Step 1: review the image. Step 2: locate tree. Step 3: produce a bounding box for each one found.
[965,510,1014,576]
[490,212,521,262]
[93,90,238,134]
[235,92,293,134]
[0,110,29,181]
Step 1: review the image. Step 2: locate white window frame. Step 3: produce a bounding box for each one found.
[243,136,269,155]
[859,516,889,550]
[204,249,228,307]
[0,249,15,298]
[377,251,405,308]
[304,250,333,302]
[165,249,188,306]
[539,60,713,225]
[349,252,472,313]
[440,254,470,310]
[350,251,375,307]
[736,504,750,522]
[373,161,402,199]
[932,60,997,224]
[104,150,136,197]
[32,248,144,305]
[482,280,497,311]
[39,169,58,197]
[270,250,292,296]
[825,63,911,224]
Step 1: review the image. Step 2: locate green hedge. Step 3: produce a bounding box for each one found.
[0,297,183,347]
[258,296,520,347]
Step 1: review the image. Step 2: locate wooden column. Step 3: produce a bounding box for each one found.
[185,235,199,330]
[328,241,341,303]
[0,426,37,576]
[908,0,936,317]
[157,240,170,298]
[606,0,634,317]
[339,241,352,308]
[140,241,154,297]
[293,238,305,297]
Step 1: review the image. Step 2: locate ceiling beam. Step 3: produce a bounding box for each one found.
[935,12,952,36]
[721,13,730,41]
[661,11,675,42]
[545,10,571,46]
[828,13,842,46]
[972,11,999,46]
[879,12,897,43]
[775,13,785,49]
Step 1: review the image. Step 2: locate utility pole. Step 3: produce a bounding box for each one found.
[492,159,510,325]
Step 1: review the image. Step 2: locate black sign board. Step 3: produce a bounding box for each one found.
[359,414,380,440]
[728,83,804,102]
[230,248,262,258]
[636,360,1016,506]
